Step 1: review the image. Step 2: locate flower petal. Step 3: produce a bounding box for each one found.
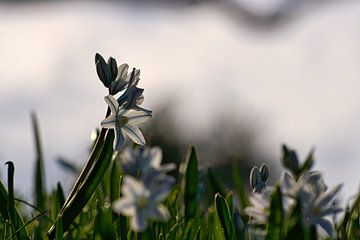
[100,115,116,129]
[112,198,135,216]
[114,128,126,151]
[317,218,334,237]
[122,176,148,197]
[131,210,147,232]
[316,183,343,207]
[126,110,152,125]
[147,204,170,221]
[123,124,146,145]
[105,95,119,114]
[117,63,129,80]
[149,147,162,168]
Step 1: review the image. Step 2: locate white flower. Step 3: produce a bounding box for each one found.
[244,187,273,224]
[281,171,343,236]
[120,146,176,177]
[101,95,151,150]
[112,176,171,232]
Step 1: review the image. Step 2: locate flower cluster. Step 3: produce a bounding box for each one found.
[95,53,152,151]
[112,146,176,232]
[245,146,343,237]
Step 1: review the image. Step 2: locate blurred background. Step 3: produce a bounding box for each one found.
[0,0,360,203]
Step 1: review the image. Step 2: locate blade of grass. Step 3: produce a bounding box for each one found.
[183,145,199,221]
[47,130,114,238]
[215,193,236,240]
[110,158,121,203]
[7,210,47,240]
[208,168,226,197]
[5,161,30,240]
[55,215,63,240]
[232,163,250,209]
[266,186,284,240]
[31,112,46,210]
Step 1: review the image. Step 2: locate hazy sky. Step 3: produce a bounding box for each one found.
[1,1,360,202]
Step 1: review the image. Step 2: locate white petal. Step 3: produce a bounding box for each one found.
[123,124,146,145]
[100,115,116,129]
[316,184,343,207]
[160,163,176,172]
[112,198,135,216]
[117,63,129,80]
[126,110,152,125]
[104,95,119,114]
[131,210,147,232]
[317,218,334,237]
[146,204,170,221]
[149,147,162,168]
[122,176,148,197]
[114,128,126,151]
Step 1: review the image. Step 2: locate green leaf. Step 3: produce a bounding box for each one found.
[266,186,284,240]
[55,215,63,240]
[208,167,226,197]
[5,161,30,240]
[347,213,360,239]
[232,163,250,209]
[281,145,300,177]
[285,200,307,240]
[110,159,121,203]
[215,193,237,240]
[183,145,199,221]
[31,112,46,210]
[233,210,245,240]
[299,148,314,175]
[47,130,114,238]
[94,200,117,240]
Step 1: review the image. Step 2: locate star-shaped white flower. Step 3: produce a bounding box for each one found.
[112,176,171,232]
[281,171,343,237]
[101,95,151,150]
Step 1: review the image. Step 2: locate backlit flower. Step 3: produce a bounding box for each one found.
[101,95,151,150]
[112,176,171,232]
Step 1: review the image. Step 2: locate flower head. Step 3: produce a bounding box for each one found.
[112,176,171,232]
[101,95,151,150]
[281,171,343,236]
[250,164,269,193]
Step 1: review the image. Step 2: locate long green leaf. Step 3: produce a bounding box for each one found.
[31,112,46,210]
[266,186,284,240]
[110,158,121,203]
[183,145,199,221]
[55,215,63,240]
[232,163,250,209]
[47,130,114,238]
[208,168,226,197]
[215,193,236,240]
[5,161,30,240]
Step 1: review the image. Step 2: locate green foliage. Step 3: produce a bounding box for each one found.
[266,186,284,240]
[215,193,237,240]
[0,54,357,240]
[183,145,199,221]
